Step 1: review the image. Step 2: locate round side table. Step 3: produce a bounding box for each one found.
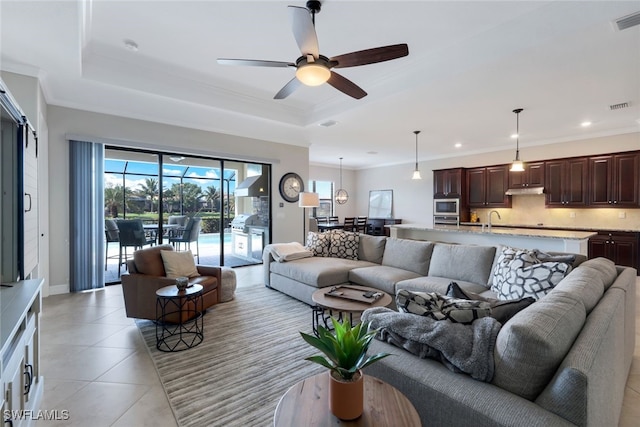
[155,284,204,352]
[274,373,421,426]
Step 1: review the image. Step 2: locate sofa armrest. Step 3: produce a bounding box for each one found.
[262,245,276,287]
[196,265,222,284]
[121,273,177,320]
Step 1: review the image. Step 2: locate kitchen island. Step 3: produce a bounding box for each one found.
[388,224,596,255]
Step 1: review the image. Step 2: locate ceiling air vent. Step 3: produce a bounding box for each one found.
[614,11,640,31]
[609,102,630,111]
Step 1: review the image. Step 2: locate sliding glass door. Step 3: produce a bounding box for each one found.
[103,147,270,284]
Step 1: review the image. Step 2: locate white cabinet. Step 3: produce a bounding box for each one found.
[1,279,43,426]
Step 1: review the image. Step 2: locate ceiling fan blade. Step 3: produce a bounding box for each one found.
[217,58,295,68]
[289,6,319,58]
[274,77,302,100]
[330,44,409,68]
[327,72,367,99]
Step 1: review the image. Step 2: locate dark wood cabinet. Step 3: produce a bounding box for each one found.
[467,165,511,208]
[433,168,465,199]
[589,153,639,207]
[545,157,588,207]
[588,231,639,271]
[508,161,545,188]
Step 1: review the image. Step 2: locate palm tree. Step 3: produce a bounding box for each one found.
[104,185,128,218]
[204,185,220,212]
[138,178,159,213]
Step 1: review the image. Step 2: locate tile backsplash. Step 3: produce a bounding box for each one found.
[474,195,640,231]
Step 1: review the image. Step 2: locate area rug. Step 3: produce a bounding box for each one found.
[136,284,324,427]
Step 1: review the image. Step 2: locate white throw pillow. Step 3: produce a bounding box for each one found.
[160,250,200,279]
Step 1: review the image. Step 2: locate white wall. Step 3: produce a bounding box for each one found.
[356,132,640,226]
[309,164,359,219]
[47,106,309,294]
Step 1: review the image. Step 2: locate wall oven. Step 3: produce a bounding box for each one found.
[433,198,460,225]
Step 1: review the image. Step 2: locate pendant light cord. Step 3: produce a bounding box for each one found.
[339,157,343,188]
[414,130,420,169]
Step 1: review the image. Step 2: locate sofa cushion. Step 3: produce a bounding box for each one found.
[428,243,497,287]
[382,238,434,275]
[446,282,535,324]
[576,257,618,290]
[358,234,387,264]
[349,266,422,295]
[396,289,491,324]
[305,231,331,257]
[160,250,200,279]
[329,230,359,260]
[492,290,586,400]
[491,247,572,300]
[396,276,488,296]
[133,244,173,276]
[270,257,375,288]
[551,266,605,314]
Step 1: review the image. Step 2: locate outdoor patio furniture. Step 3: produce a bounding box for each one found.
[169,216,202,263]
[117,219,156,276]
[104,219,120,270]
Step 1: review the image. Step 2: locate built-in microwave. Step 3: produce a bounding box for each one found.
[434,198,460,216]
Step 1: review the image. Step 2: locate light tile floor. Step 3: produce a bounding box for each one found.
[36,269,640,426]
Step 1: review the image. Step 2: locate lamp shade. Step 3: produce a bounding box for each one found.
[298,192,320,207]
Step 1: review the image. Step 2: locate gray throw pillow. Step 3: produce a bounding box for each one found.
[446,282,535,324]
[396,289,491,325]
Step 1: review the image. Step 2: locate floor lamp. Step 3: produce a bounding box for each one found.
[299,192,320,244]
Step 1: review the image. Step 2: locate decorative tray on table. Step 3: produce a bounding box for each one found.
[325,286,384,304]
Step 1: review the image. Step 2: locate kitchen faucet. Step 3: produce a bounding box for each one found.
[487,210,501,231]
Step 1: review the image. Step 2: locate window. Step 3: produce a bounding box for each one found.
[309,180,334,217]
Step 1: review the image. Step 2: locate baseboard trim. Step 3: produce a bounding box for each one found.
[48,283,70,295]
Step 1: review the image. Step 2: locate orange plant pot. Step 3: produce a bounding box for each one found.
[328,370,364,420]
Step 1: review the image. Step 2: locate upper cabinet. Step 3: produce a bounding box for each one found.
[467,165,511,208]
[589,153,639,207]
[433,168,465,199]
[508,161,545,188]
[545,157,589,207]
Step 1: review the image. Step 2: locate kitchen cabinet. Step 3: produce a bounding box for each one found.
[433,168,465,199]
[589,153,639,207]
[588,231,639,271]
[467,165,511,208]
[508,161,545,188]
[545,157,588,207]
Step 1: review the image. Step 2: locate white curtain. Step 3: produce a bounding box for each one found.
[69,140,105,291]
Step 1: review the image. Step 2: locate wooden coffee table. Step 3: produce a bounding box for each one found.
[311,285,392,335]
[273,373,421,426]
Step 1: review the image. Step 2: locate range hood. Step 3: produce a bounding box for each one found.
[235,174,267,197]
[505,186,545,196]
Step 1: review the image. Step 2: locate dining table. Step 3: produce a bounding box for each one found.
[317,223,345,232]
[143,223,181,244]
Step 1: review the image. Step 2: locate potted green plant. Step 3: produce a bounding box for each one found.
[300,318,391,420]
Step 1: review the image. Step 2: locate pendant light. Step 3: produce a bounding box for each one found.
[510,108,525,172]
[335,157,349,204]
[412,130,422,180]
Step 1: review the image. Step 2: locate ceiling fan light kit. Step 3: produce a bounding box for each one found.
[510,108,525,172]
[217,1,408,99]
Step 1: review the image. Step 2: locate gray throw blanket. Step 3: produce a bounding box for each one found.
[362,307,501,382]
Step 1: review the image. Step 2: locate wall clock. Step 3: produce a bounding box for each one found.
[279,172,304,203]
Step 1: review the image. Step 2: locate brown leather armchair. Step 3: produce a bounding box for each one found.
[121,244,221,321]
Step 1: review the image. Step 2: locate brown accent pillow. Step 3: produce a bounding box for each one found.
[446,282,535,324]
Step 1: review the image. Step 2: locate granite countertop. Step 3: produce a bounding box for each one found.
[458,222,640,233]
[390,223,597,240]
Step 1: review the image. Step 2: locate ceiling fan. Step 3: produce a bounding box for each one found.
[217,1,409,100]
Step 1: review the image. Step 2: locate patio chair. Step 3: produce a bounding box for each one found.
[117,219,155,276]
[104,219,120,270]
[169,216,202,263]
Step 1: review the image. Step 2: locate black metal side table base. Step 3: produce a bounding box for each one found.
[155,285,204,352]
[312,305,354,336]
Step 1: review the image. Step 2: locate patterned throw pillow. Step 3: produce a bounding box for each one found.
[491,247,573,301]
[446,282,535,324]
[396,289,491,325]
[305,232,330,257]
[328,230,359,260]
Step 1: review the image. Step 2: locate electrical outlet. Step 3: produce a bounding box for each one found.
[569,212,576,218]
[618,212,626,219]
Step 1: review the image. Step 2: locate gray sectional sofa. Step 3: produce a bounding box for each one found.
[262,234,637,426]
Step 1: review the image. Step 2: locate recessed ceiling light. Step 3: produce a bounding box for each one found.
[367,151,378,155]
[123,39,139,52]
[319,120,337,127]
[454,143,462,148]
[581,121,592,127]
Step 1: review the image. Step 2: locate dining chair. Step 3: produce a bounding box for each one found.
[316,216,328,224]
[356,216,368,233]
[116,219,156,276]
[328,216,339,223]
[104,219,120,270]
[343,217,356,232]
[169,216,202,263]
